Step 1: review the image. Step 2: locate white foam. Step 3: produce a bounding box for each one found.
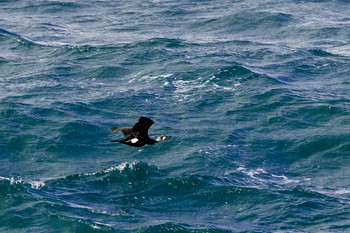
[314,187,350,200]
[10,176,24,185]
[129,73,173,83]
[0,176,46,190]
[271,174,288,180]
[82,161,139,177]
[334,189,350,195]
[0,176,11,182]
[90,224,102,230]
[29,180,46,189]
[236,167,268,179]
[104,161,138,173]
[213,82,241,91]
[233,166,300,185]
[271,174,299,184]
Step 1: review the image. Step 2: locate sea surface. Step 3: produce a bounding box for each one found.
[1,0,350,232]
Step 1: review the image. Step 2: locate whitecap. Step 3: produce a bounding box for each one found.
[0,176,11,182]
[0,176,47,190]
[83,161,140,177]
[29,180,46,189]
[232,166,300,185]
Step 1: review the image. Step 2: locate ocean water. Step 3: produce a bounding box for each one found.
[1,0,350,232]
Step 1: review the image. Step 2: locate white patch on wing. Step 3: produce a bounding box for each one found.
[131,138,139,143]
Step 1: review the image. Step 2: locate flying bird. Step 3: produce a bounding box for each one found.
[111,117,171,147]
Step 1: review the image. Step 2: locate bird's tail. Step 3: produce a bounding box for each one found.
[111,139,122,143]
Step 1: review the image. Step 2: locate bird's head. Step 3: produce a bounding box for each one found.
[155,135,172,142]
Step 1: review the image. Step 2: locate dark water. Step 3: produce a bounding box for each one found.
[1,0,350,232]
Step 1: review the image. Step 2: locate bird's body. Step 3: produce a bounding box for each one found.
[111,117,171,147]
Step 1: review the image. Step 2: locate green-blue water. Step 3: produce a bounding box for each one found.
[1,0,350,232]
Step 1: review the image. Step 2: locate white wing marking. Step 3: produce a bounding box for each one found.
[131,138,139,143]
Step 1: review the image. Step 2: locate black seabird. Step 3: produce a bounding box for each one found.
[111,117,171,147]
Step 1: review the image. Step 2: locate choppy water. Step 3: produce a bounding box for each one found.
[1,0,350,232]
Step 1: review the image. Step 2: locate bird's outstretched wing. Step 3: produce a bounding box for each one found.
[111,127,134,138]
[132,117,154,136]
